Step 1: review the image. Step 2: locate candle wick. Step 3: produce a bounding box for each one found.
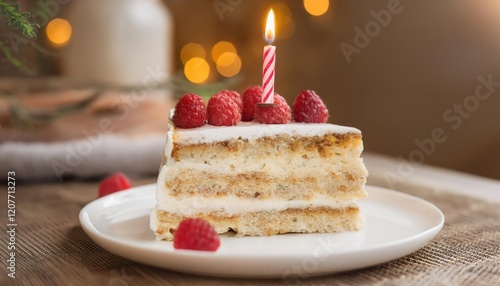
[265,35,274,45]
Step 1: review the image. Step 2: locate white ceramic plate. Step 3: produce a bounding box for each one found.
[79,184,444,278]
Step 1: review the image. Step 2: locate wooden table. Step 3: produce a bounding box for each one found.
[1,153,499,285]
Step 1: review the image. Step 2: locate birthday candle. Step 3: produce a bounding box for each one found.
[262,9,276,104]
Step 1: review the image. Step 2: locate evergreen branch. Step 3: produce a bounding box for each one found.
[0,0,38,38]
[0,40,35,75]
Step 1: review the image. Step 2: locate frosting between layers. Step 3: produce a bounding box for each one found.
[155,165,357,216]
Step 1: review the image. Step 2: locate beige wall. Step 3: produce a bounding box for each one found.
[166,0,500,180]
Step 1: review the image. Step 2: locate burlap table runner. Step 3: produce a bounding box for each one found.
[1,178,499,285]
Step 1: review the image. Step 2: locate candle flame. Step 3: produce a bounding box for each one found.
[265,9,275,44]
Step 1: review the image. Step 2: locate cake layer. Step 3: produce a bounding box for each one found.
[161,132,367,201]
[151,206,364,240]
[157,178,359,216]
[171,132,363,162]
[161,167,366,201]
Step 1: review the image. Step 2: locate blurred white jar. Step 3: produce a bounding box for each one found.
[62,0,172,99]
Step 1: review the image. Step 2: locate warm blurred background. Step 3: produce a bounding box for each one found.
[1,0,499,180]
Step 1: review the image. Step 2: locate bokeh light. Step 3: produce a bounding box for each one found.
[184,57,210,83]
[268,3,294,40]
[46,18,72,46]
[211,41,237,62]
[303,0,330,16]
[216,52,242,78]
[181,43,206,65]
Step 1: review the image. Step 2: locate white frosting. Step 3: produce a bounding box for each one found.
[164,128,174,158]
[173,121,360,145]
[150,208,160,233]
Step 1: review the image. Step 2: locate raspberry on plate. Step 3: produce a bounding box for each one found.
[292,90,329,123]
[173,94,207,128]
[207,91,242,126]
[98,172,132,198]
[173,218,220,251]
[255,93,291,124]
[241,85,262,121]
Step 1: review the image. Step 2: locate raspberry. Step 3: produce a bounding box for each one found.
[173,218,220,251]
[241,86,262,121]
[207,91,241,126]
[220,89,243,113]
[172,94,207,128]
[292,90,329,123]
[98,172,132,198]
[255,94,291,124]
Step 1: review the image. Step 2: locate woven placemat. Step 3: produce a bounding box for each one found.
[1,179,499,285]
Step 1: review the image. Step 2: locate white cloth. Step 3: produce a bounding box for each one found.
[0,134,165,181]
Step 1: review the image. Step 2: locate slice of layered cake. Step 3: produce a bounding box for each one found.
[150,89,368,240]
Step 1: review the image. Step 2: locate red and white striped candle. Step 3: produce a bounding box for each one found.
[262,9,276,104]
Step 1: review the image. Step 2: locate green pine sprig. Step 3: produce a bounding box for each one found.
[0,0,39,74]
[0,0,38,38]
[0,41,35,75]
